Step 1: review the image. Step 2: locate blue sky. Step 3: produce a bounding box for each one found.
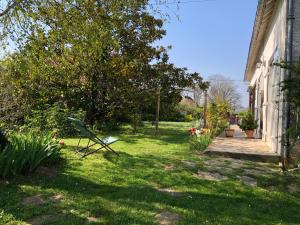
[157,0,258,107]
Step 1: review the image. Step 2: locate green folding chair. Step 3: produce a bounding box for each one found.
[68,117,119,158]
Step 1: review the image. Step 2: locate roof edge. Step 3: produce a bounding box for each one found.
[244,0,277,82]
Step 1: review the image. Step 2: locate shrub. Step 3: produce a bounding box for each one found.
[22,104,85,137]
[190,133,212,151]
[0,133,61,178]
[238,110,249,119]
[185,114,194,122]
[238,112,258,131]
[207,102,232,136]
[176,98,203,121]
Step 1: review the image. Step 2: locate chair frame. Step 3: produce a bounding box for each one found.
[68,117,119,158]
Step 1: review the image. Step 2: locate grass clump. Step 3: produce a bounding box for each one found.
[0,133,61,178]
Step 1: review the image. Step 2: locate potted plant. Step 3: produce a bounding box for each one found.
[224,121,235,137]
[238,112,258,139]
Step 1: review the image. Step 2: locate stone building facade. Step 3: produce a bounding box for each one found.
[245,0,300,155]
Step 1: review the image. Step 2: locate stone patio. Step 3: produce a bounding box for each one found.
[204,125,280,163]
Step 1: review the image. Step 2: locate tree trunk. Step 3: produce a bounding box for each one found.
[155,88,160,136]
[203,90,208,128]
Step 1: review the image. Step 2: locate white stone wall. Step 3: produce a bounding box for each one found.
[249,0,287,154]
[293,0,300,59]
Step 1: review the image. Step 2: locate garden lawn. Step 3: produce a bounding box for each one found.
[1,122,300,225]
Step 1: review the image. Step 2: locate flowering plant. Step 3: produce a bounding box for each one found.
[188,127,197,135]
[188,127,211,137]
[188,128,202,137]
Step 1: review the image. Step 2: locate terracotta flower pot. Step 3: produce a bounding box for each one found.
[245,130,254,139]
[225,128,235,137]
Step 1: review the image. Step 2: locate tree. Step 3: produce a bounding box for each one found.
[207,74,241,110]
[0,0,207,131]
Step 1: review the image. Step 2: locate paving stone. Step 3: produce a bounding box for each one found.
[204,159,225,167]
[194,171,228,181]
[36,166,57,178]
[87,216,98,223]
[164,164,175,171]
[155,210,182,225]
[208,166,234,174]
[23,196,45,206]
[265,186,277,192]
[288,184,298,193]
[243,169,262,176]
[156,188,184,197]
[239,176,257,187]
[181,160,197,169]
[26,215,57,225]
[49,194,64,203]
[230,163,245,169]
[260,167,280,174]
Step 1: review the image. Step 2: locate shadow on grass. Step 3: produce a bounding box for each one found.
[1,150,300,225]
[2,171,300,225]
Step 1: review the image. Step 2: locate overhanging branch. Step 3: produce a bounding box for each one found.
[0,0,19,18]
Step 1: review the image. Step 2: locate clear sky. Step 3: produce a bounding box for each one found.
[157,0,258,107]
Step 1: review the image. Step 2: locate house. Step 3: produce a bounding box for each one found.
[244,0,299,156]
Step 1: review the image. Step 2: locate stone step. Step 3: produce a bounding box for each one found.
[203,150,280,163]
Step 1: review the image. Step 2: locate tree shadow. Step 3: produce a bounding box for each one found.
[2,170,300,225]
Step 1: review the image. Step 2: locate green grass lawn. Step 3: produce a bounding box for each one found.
[1,122,300,225]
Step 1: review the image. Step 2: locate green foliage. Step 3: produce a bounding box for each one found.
[238,110,249,119]
[0,1,207,131]
[189,133,212,151]
[238,111,258,131]
[170,97,204,122]
[0,133,61,178]
[207,102,232,136]
[275,61,300,155]
[185,114,194,122]
[158,111,186,122]
[21,104,85,137]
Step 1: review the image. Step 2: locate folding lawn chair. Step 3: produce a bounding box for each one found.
[68,117,119,158]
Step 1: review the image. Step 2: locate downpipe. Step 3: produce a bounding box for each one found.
[282,0,295,170]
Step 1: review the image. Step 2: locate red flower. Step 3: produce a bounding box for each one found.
[188,128,197,135]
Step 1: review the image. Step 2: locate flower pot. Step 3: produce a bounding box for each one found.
[245,130,254,139]
[225,128,235,137]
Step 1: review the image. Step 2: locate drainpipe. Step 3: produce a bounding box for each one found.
[282,0,295,169]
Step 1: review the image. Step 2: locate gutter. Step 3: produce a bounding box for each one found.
[282,0,295,169]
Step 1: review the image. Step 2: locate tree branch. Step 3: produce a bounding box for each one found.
[0,0,19,18]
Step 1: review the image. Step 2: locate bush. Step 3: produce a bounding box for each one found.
[176,98,203,121]
[185,114,193,122]
[22,104,85,137]
[0,133,61,178]
[238,112,258,131]
[190,133,212,151]
[207,102,232,136]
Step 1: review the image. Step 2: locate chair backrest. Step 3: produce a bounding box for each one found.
[68,117,99,142]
